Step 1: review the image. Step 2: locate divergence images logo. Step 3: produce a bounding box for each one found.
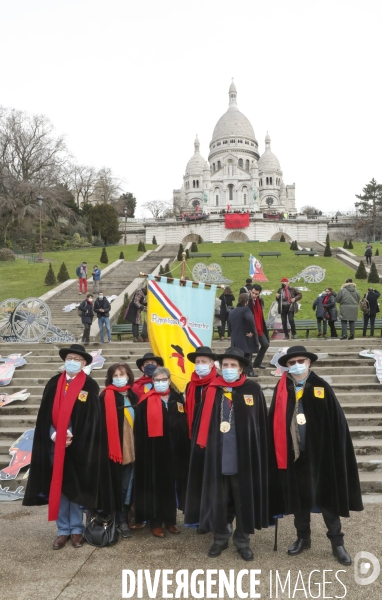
[354,551,380,586]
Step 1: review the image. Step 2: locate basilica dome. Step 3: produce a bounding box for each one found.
[258,133,281,172]
[211,82,256,142]
[185,135,206,175]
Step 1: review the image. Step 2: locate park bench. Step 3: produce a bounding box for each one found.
[111,324,142,341]
[189,252,212,258]
[295,251,315,256]
[202,240,213,243]
[246,240,260,242]
[258,252,281,258]
[221,252,244,258]
[293,318,382,338]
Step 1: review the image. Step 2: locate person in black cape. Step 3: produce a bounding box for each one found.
[23,344,107,550]
[98,362,138,539]
[184,347,269,561]
[268,345,363,566]
[134,366,190,538]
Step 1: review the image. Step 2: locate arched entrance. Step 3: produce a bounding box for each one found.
[225,231,249,242]
[182,233,202,244]
[270,232,292,242]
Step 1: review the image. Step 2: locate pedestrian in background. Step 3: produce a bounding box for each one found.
[219,286,235,341]
[78,294,94,344]
[76,262,88,295]
[124,287,147,342]
[335,278,360,340]
[94,291,111,343]
[248,284,269,370]
[364,243,373,265]
[362,287,380,337]
[92,265,101,293]
[312,292,327,338]
[228,293,259,377]
[322,287,338,339]
[239,278,253,296]
[275,278,302,340]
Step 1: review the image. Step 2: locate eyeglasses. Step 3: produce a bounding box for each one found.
[286,359,307,366]
[153,378,169,383]
[66,356,82,363]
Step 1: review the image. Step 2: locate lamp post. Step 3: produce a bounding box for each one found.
[123,206,128,245]
[37,195,44,263]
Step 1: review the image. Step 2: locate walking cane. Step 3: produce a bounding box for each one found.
[273,518,278,552]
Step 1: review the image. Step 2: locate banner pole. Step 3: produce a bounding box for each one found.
[181,251,186,279]
[140,272,224,290]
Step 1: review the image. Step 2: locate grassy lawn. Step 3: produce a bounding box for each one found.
[0,244,152,302]
[173,241,381,338]
[331,240,382,258]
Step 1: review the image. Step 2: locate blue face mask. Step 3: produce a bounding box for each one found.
[195,364,211,377]
[153,380,169,393]
[113,377,128,387]
[143,364,157,377]
[288,363,307,375]
[65,360,82,374]
[222,368,239,383]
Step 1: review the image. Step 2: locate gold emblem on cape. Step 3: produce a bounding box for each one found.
[314,387,325,398]
[220,422,231,433]
[296,414,306,425]
[77,390,88,402]
[244,395,254,406]
[177,402,184,413]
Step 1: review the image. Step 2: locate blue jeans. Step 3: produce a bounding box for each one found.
[98,316,111,342]
[56,493,84,535]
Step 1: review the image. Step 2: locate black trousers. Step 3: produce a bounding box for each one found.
[341,320,355,337]
[213,475,250,549]
[132,323,139,338]
[220,317,231,338]
[253,334,270,367]
[294,507,344,547]
[281,306,296,336]
[82,322,91,342]
[365,254,372,264]
[116,463,134,526]
[363,314,376,336]
[328,320,338,337]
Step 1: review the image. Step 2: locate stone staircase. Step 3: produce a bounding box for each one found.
[298,241,325,255]
[1,337,381,499]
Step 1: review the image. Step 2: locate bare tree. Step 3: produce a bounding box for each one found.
[0,108,73,241]
[142,200,171,218]
[66,163,98,207]
[96,167,123,203]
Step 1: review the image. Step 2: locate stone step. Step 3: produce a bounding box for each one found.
[345,414,382,426]
[349,426,382,439]
[356,455,382,471]
[0,415,37,427]
[342,403,382,414]
[358,472,382,493]
[353,439,382,454]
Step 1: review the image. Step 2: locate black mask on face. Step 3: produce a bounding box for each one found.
[281,283,286,288]
[143,364,157,377]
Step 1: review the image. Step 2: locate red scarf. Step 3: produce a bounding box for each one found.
[196,374,246,448]
[49,370,86,521]
[103,384,131,463]
[138,387,170,437]
[252,298,263,336]
[273,372,288,469]
[283,286,291,303]
[323,294,329,305]
[185,366,217,438]
[132,374,153,399]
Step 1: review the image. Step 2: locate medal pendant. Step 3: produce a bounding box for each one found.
[296,414,306,425]
[220,421,231,433]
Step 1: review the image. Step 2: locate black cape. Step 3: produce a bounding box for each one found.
[23,374,105,510]
[98,388,137,513]
[268,371,363,518]
[184,378,269,534]
[134,389,190,523]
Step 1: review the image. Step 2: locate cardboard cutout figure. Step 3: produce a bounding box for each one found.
[0,485,25,501]
[266,301,288,340]
[0,353,31,386]
[0,429,35,480]
[58,349,105,375]
[0,389,30,408]
[270,347,290,376]
[249,254,268,282]
[359,349,382,383]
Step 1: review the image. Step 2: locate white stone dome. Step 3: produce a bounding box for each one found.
[211,81,256,142]
[185,135,206,175]
[258,133,281,172]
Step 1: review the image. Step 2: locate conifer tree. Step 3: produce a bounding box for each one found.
[44,263,57,285]
[348,240,354,249]
[280,234,286,242]
[368,261,380,283]
[375,248,379,256]
[324,239,332,257]
[343,239,348,249]
[152,236,157,245]
[100,247,109,264]
[177,243,184,261]
[57,262,70,283]
[355,260,367,279]
[119,251,125,259]
[190,241,198,252]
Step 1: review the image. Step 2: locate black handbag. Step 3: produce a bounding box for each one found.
[83,511,119,547]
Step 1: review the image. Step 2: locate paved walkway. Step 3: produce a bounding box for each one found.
[0,502,380,599]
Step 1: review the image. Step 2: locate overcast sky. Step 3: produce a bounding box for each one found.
[1,0,381,217]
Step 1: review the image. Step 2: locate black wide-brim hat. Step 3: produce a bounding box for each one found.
[215,346,250,367]
[136,352,164,371]
[59,344,93,366]
[278,345,318,367]
[187,346,216,363]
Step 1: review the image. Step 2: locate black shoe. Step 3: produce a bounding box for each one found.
[287,538,311,555]
[332,545,351,565]
[247,371,258,377]
[284,336,290,340]
[117,523,132,538]
[196,528,208,534]
[208,541,228,557]
[292,335,297,339]
[348,335,354,340]
[340,336,347,340]
[238,547,254,561]
[253,364,266,369]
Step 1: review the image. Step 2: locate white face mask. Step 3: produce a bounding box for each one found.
[195,363,211,377]
[288,363,307,375]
